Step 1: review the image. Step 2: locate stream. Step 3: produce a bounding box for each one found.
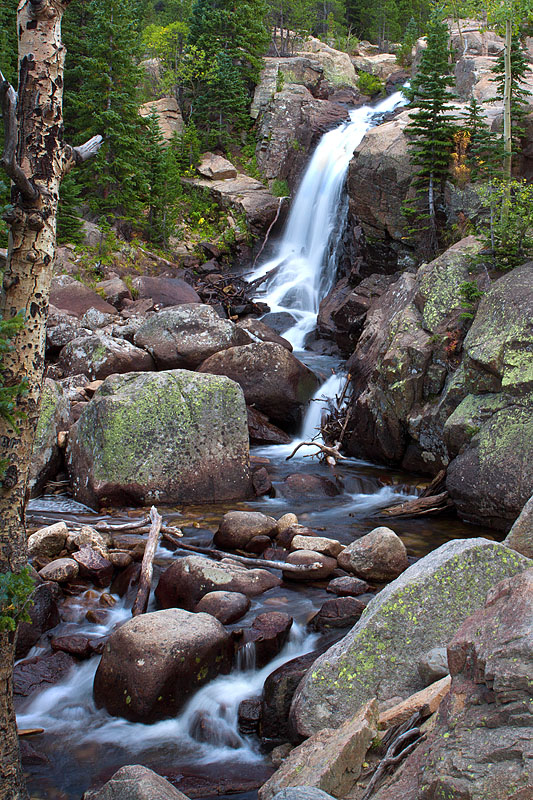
[19,90,495,800]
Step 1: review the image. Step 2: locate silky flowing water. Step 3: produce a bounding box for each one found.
[19,90,496,799]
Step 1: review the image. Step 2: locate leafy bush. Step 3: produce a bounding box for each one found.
[357,72,384,97]
[0,568,34,632]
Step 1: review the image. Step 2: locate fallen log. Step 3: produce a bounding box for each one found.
[380,491,454,519]
[95,517,150,532]
[17,729,44,737]
[131,506,162,617]
[162,531,324,574]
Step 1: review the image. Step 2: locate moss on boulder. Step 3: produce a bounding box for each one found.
[289,538,532,738]
[67,369,252,508]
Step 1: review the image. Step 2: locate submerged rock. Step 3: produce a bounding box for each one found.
[242,612,293,669]
[67,369,252,508]
[290,538,532,737]
[93,609,232,722]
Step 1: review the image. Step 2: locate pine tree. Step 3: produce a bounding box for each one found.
[196,52,251,144]
[188,0,269,86]
[63,0,148,234]
[403,12,456,256]
[463,96,501,181]
[141,111,183,246]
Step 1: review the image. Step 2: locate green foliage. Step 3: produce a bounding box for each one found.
[195,51,251,144]
[357,71,384,96]
[0,0,18,85]
[397,16,418,66]
[63,0,148,234]
[271,178,290,197]
[459,279,484,319]
[0,568,35,632]
[57,173,85,245]
[403,11,457,255]
[474,179,533,270]
[170,122,202,173]
[462,97,501,181]
[490,33,531,145]
[276,69,285,92]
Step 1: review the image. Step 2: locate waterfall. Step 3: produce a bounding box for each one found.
[250,90,407,350]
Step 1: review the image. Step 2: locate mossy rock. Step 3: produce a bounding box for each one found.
[67,369,252,508]
[289,538,532,737]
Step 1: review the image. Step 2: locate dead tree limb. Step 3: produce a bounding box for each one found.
[62,135,104,175]
[286,441,347,462]
[162,531,324,574]
[94,517,151,532]
[361,723,421,800]
[252,195,288,268]
[131,506,162,617]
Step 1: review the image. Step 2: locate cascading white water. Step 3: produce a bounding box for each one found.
[250,90,407,349]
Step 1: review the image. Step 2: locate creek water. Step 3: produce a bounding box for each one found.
[19,90,494,799]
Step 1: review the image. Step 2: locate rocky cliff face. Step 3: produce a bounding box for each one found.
[340,239,533,531]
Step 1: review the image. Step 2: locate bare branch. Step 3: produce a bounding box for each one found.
[286,440,347,463]
[131,506,162,617]
[0,70,39,203]
[62,135,103,176]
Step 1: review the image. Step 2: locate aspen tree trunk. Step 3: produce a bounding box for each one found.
[503,17,512,181]
[0,2,101,797]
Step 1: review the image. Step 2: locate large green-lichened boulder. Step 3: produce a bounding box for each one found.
[289,538,532,738]
[67,369,252,508]
[446,262,533,529]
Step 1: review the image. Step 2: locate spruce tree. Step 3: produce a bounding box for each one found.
[63,0,148,234]
[403,12,456,256]
[463,96,501,181]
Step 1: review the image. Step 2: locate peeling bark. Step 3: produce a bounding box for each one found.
[0,2,101,797]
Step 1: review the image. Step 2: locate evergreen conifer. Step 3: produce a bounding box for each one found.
[490,33,531,149]
[403,11,456,255]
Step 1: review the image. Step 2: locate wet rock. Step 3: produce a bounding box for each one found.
[51,634,93,659]
[278,474,341,500]
[237,318,293,351]
[252,468,273,497]
[242,612,293,668]
[50,276,117,318]
[14,651,76,702]
[86,609,109,625]
[418,646,449,686]
[260,312,297,335]
[308,596,367,632]
[93,609,233,722]
[132,276,200,307]
[73,547,114,587]
[66,525,111,556]
[290,535,342,558]
[276,513,299,536]
[38,557,79,583]
[15,582,61,660]
[95,277,132,309]
[259,701,378,800]
[67,370,252,508]
[28,521,68,560]
[214,510,278,551]
[371,568,533,800]
[326,576,370,596]
[337,526,409,581]
[190,710,242,748]
[58,333,155,380]
[19,739,50,766]
[110,561,141,598]
[290,538,532,737]
[107,551,133,570]
[194,590,250,624]
[28,378,70,496]
[198,342,319,427]
[283,550,337,581]
[82,764,189,800]
[238,697,262,736]
[134,304,249,369]
[260,649,326,744]
[156,555,281,611]
[247,406,292,446]
[504,493,533,559]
